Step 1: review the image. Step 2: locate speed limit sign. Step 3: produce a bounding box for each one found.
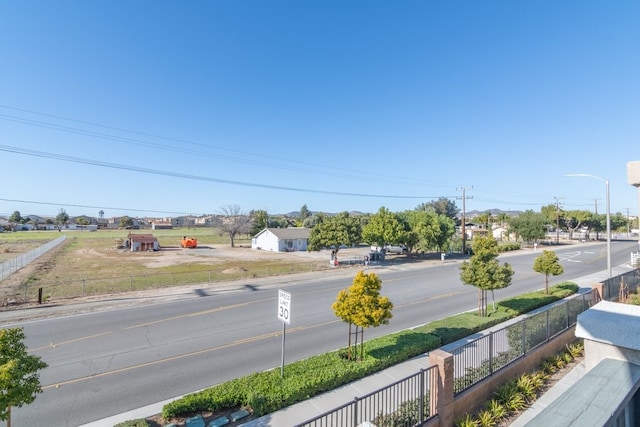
[277,289,291,325]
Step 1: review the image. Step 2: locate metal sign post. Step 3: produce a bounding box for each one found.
[277,289,291,377]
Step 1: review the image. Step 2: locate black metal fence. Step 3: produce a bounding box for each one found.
[599,269,640,302]
[451,290,596,394]
[295,365,439,427]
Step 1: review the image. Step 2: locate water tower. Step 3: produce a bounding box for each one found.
[627,161,640,250]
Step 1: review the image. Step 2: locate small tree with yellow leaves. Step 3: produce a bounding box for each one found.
[332,271,393,361]
[0,327,48,427]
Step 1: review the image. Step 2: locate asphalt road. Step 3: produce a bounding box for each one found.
[4,240,638,427]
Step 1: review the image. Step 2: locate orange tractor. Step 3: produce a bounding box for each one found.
[181,236,198,248]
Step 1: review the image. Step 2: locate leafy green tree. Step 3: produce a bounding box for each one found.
[249,210,268,236]
[119,216,134,229]
[55,209,69,230]
[307,212,361,255]
[399,210,454,254]
[540,204,562,227]
[611,212,629,233]
[302,213,323,228]
[362,207,406,248]
[332,271,393,361]
[76,217,90,230]
[494,212,510,228]
[475,211,493,231]
[533,250,564,294]
[299,204,311,221]
[460,235,514,316]
[507,210,546,244]
[7,211,22,231]
[0,327,48,427]
[562,210,590,240]
[416,197,459,219]
[435,214,457,252]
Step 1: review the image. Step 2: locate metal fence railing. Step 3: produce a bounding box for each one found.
[452,290,596,394]
[0,235,66,282]
[295,365,439,427]
[599,269,640,302]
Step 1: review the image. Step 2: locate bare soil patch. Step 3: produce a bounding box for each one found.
[0,240,370,307]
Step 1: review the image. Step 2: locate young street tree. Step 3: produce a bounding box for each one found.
[332,271,393,361]
[533,250,564,294]
[460,235,514,316]
[0,327,48,427]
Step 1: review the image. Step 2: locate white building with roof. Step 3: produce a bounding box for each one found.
[251,227,310,252]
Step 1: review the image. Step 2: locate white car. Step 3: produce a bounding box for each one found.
[384,245,408,254]
[370,245,407,254]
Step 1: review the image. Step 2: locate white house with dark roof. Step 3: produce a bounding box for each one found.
[251,227,310,252]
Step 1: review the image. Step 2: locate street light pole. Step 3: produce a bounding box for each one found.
[566,174,612,278]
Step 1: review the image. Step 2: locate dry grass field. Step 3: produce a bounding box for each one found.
[0,229,370,305]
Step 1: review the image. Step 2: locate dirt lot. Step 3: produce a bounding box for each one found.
[0,241,373,307]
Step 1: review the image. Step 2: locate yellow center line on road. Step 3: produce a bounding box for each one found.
[122,302,252,329]
[30,331,115,352]
[42,319,338,390]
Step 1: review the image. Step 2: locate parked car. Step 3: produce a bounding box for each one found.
[384,244,408,255]
[370,244,407,254]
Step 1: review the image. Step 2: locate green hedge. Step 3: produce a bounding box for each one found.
[160,282,578,420]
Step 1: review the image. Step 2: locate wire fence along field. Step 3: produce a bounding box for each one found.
[0,235,66,282]
[7,261,350,302]
[1,239,371,302]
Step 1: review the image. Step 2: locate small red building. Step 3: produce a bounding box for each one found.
[127,233,159,252]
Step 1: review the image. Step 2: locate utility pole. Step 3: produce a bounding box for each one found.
[553,197,563,245]
[594,197,600,240]
[457,186,473,255]
[626,208,631,237]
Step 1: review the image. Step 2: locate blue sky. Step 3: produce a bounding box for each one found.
[1,1,638,219]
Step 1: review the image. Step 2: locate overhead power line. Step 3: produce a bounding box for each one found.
[0,144,440,200]
[0,198,194,216]
[0,105,439,187]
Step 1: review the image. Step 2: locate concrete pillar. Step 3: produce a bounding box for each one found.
[592,282,604,302]
[429,349,454,426]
